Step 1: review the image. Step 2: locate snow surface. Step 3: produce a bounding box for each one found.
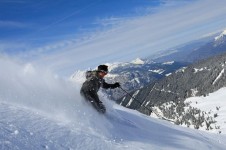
[131,58,145,65]
[162,61,174,65]
[1,56,226,150]
[1,101,226,150]
[215,29,226,41]
[149,69,165,74]
[185,87,226,134]
[193,67,211,73]
[212,69,225,85]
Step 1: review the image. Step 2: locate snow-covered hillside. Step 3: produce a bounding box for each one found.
[215,30,226,41]
[1,56,226,150]
[185,87,226,134]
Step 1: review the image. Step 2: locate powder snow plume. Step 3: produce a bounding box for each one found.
[0,55,116,136]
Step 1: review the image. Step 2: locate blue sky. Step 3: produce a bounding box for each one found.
[1,0,226,76]
[0,0,161,49]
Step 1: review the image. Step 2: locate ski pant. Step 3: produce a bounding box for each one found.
[80,89,100,103]
[80,89,106,113]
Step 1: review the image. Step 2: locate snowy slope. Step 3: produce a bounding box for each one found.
[185,87,226,134]
[215,30,226,41]
[1,56,226,150]
[1,102,226,150]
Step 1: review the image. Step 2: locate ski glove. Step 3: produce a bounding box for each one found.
[113,82,120,88]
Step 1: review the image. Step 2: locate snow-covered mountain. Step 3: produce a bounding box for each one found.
[104,58,188,100]
[118,52,226,134]
[71,58,188,100]
[214,29,226,47]
[154,29,226,63]
[131,58,145,65]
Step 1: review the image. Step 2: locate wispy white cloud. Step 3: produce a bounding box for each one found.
[15,0,226,76]
[0,20,27,28]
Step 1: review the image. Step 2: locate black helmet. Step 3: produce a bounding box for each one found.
[97,65,108,73]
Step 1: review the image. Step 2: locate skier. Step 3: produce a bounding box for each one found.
[80,65,120,113]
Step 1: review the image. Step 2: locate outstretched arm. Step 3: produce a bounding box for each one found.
[102,81,120,89]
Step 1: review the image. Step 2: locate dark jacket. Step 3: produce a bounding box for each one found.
[80,71,117,103]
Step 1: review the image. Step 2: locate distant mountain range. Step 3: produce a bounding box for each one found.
[154,30,226,63]
[117,51,226,133]
[118,51,226,108]
[104,58,189,100]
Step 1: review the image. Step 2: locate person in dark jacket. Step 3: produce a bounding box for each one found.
[80,65,120,113]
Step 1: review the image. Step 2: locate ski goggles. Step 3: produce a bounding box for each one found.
[100,70,108,74]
